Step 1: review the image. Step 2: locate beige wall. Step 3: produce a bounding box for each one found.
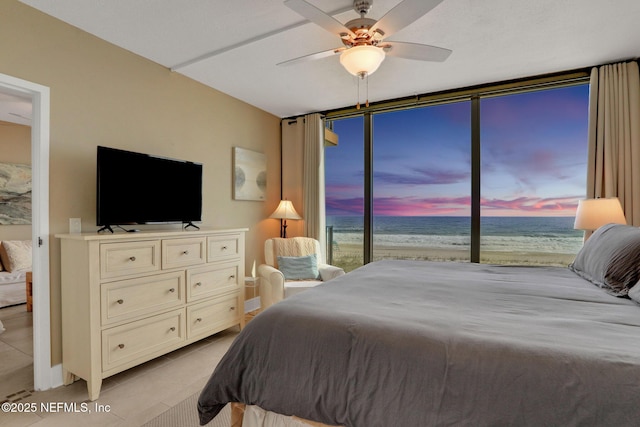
[0,1,281,365]
[0,121,32,240]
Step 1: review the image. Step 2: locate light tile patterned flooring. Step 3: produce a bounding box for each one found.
[0,304,252,426]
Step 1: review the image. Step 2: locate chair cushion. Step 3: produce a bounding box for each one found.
[284,280,324,298]
[267,237,323,268]
[277,254,320,280]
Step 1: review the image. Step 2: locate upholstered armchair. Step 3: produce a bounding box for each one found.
[258,237,345,309]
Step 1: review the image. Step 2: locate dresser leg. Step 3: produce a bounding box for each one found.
[62,368,76,386]
[87,379,102,401]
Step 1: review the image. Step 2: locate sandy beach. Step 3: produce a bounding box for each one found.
[330,243,577,272]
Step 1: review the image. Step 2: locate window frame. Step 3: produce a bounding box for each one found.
[324,70,590,265]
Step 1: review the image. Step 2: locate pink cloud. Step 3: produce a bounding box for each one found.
[327,195,581,217]
[480,196,579,213]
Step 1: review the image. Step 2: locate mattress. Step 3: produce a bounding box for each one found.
[199,260,640,426]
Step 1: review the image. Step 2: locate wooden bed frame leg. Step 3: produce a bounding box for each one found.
[231,402,245,427]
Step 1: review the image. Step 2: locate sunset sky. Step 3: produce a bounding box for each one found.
[325,84,590,217]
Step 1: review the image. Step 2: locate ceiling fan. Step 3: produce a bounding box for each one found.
[280,0,451,77]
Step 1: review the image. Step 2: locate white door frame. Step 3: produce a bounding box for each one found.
[0,72,55,390]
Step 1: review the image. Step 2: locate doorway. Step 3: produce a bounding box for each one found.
[0,72,53,391]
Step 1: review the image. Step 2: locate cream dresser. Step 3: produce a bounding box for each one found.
[56,228,246,401]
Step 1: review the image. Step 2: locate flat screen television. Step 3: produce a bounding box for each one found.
[96,146,203,232]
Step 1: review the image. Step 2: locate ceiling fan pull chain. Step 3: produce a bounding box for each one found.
[356,74,361,109]
[366,72,370,108]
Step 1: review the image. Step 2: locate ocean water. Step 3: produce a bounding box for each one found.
[326,216,583,254]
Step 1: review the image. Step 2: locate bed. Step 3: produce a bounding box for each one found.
[198,224,640,426]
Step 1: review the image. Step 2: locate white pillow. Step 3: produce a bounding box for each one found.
[0,240,32,272]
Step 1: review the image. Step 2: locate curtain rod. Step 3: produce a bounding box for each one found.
[323,68,591,119]
[281,63,617,122]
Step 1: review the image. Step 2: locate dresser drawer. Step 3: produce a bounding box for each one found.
[100,240,161,279]
[101,309,185,372]
[208,234,241,262]
[162,237,206,270]
[101,271,185,325]
[186,261,240,302]
[187,294,241,340]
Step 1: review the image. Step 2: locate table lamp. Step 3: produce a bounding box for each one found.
[270,200,302,238]
[574,197,627,231]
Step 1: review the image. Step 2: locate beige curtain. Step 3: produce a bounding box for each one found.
[303,113,326,252]
[587,61,640,226]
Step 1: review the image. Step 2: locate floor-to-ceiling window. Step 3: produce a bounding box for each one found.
[325,75,590,270]
[480,85,589,265]
[325,116,365,272]
[372,102,471,263]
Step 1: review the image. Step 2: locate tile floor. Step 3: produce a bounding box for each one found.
[0,304,246,426]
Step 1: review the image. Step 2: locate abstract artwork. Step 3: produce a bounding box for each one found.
[233,147,266,201]
[0,162,31,224]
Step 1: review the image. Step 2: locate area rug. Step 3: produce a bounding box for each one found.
[142,392,230,427]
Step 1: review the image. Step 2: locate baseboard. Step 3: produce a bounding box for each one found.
[244,297,260,313]
[37,363,64,392]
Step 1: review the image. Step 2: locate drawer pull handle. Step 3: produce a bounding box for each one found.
[229,307,236,311]
[117,299,124,305]
[182,250,189,255]
[221,246,228,250]
[229,275,236,280]
[118,344,125,349]
[195,282,202,287]
[196,318,202,322]
[169,288,175,293]
[169,327,176,332]
[129,256,136,262]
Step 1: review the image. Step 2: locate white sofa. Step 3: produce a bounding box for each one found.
[0,240,32,309]
[258,237,345,309]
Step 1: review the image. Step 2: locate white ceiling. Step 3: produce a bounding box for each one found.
[14,0,640,118]
[0,92,32,126]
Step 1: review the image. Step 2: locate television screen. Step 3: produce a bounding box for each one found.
[97,146,202,230]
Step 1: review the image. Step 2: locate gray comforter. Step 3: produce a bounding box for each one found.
[198,260,640,426]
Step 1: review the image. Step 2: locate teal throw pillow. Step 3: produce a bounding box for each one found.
[277,254,320,280]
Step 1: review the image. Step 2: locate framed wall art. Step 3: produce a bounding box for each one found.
[233,147,266,201]
[0,162,32,225]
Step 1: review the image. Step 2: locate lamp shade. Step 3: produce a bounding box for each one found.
[339,45,386,76]
[270,200,302,220]
[574,197,626,230]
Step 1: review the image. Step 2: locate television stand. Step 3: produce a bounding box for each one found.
[97,225,114,233]
[183,222,200,230]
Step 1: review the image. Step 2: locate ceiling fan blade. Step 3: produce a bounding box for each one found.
[370,0,445,39]
[284,0,355,38]
[383,41,451,62]
[277,47,345,67]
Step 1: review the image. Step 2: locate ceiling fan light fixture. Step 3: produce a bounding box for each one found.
[339,45,385,76]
